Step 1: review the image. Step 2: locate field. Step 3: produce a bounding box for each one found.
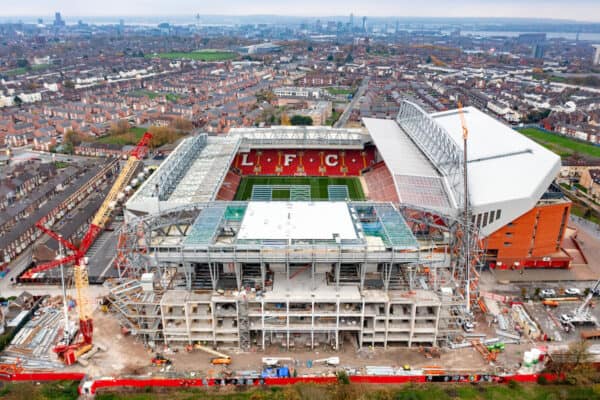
[234,176,365,201]
[130,90,181,102]
[150,50,238,61]
[2,64,50,77]
[96,127,148,146]
[517,127,600,160]
[326,87,355,96]
[2,381,599,400]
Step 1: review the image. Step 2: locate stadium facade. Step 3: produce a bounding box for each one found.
[111,101,568,350]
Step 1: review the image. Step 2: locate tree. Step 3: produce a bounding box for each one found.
[280,113,291,126]
[108,120,130,136]
[148,126,179,148]
[256,89,275,103]
[13,96,23,108]
[336,370,350,385]
[171,118,193,132]
[16,59,29,68]
[63,80,75,89]
[64,130,82,147]
[290,115,313,126]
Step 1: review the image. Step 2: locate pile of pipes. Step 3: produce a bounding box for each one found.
[0,307,64,370]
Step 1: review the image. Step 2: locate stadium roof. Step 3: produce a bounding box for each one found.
[362,118,453,213]
[127,134,240,214]
[230,126,368,149]
[431,107,560,210]
[363,102,561,235]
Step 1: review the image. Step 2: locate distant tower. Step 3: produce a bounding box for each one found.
[37,18,43,25]
[395,20,399,33]
[53,12,65,27]
[362,16,367,33]
[196,13,201,27]
[593,45,600,66]
[532,44,545,59]
[349,13,354,27]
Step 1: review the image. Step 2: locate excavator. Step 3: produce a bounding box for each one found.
[30,132,153,365]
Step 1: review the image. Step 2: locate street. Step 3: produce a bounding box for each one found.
[334,77,370,128]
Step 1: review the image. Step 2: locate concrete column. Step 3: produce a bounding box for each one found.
[235,263,242,290]
[209,263,218,291]
[409,303,416,348]
[184,301,192,345]
[261,299,265,350]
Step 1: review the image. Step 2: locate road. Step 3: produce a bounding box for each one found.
[10,146,100,163]
[334,76,370,128]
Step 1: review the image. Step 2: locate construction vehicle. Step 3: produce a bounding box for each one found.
[151,353,172,366]
[32,133,152,365]
[542,299,559,308]
[262,357,294,366]
[559,278,600,327]
[194,343,232,365]
[472,339,497,363]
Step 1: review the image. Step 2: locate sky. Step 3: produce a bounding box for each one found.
[2,0,600,22]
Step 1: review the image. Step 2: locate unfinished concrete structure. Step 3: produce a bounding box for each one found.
[109,199,467,350]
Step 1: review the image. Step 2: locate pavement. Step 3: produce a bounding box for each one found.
[334,77,370,128]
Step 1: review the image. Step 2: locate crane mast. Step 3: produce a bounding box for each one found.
[457,102,471,312]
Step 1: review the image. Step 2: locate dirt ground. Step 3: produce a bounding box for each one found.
[67,309,529,378]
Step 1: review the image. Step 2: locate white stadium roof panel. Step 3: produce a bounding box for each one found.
[431,107,561,210]
[362,118,439,177]
[237,202,358,241]
[363,117,453,212]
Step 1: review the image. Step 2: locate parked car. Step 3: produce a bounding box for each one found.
[559,313,574,324]
[540,288,556,298]
[565,288,581,296]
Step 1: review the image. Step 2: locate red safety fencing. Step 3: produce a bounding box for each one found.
[1,371,563,396]
[350,375,426,384]
[264,376,338,385]
[7,372,86,381]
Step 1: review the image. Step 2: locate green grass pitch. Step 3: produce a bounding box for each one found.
[234,176,365,201]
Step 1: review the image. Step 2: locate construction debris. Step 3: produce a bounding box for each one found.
[0,306,64,371]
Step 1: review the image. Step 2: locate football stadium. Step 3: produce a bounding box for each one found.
[111,101,569,350]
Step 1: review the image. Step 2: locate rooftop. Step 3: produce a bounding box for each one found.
[237,202,358,242]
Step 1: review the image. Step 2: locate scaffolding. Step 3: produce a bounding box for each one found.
[111,199,481,350]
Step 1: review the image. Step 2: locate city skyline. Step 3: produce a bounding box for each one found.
[2,0,600,22]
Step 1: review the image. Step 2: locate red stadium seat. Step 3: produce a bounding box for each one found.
[363,162,399,202]
[216,169,242,200]
[232,147,379,177]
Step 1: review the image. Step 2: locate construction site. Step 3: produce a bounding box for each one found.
[2,101,599,392]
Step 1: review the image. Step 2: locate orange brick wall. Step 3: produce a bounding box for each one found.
[484,202,570,264]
